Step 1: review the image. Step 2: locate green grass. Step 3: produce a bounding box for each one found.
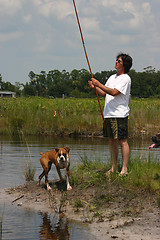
[69,154,160,213]
[70,155,160,192]
[128,154,160,191]
[70,155,108,189]
[129,98,160,136]
[0,96,160,137]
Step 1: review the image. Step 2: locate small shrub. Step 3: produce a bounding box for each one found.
[23,160,36,181]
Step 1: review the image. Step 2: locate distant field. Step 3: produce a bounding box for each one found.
[0,96,160,137]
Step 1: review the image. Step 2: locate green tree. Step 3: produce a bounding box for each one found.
[23,83,36,96]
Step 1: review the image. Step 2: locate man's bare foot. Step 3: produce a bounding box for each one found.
[108,168,114,174]
[105,168,117,176]
[119,169,128,176]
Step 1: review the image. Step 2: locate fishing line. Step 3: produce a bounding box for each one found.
[72,0,106,127]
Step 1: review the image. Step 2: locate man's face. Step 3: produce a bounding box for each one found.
[115,57,123,70]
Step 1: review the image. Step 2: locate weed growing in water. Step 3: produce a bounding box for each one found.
[20,131,36,181]
[23,160,36,181]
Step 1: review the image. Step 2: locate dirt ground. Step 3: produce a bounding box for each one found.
[1,180,160,240]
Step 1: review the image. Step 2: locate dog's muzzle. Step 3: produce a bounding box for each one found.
[58,153,67,168]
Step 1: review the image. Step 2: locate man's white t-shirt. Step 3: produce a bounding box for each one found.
[103,73,131,118]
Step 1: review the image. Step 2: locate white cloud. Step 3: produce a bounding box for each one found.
[33,0,73,19]
[0,0,160,84]
[34,32,51,52]
[0,0,24,15]
[82,17,100,34]
[0,31,23,42]
[142,2,151,14]
[23,14,32,24]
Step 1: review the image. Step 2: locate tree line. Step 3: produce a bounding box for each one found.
[0,66,160,98]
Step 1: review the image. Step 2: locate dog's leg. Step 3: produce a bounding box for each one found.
[39,161,52,190]
[45,162,52,191]
[66,167,72,191]
[38,171,45,186]
[45,177,52,191]
[56,166,64,182]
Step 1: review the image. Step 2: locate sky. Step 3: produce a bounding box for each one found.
[0,0,160,85]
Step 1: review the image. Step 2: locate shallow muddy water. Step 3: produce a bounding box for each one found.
[0,135,159,240]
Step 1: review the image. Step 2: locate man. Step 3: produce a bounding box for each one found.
[88,53,133,176]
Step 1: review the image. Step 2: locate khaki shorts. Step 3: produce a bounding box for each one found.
[103,117,128,139]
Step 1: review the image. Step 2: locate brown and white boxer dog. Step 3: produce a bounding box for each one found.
[38,147,72,191]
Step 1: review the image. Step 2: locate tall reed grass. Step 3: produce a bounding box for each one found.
[0,97,160,137]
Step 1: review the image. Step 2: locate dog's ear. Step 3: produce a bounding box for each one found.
[64,147,70,153]
[55,148,60,152]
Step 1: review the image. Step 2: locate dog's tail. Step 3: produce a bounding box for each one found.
[40,152,44,155]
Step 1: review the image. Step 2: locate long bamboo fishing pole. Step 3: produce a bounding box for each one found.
[72,0,106,127]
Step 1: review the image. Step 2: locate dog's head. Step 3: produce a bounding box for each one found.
[55,147,70,168]
[149,133,160,149]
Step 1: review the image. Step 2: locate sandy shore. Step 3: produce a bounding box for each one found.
[0,182,160,240]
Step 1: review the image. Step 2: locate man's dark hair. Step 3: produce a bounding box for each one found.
[117,53,133,73]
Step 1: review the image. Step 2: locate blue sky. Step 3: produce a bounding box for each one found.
[0,0,160,84]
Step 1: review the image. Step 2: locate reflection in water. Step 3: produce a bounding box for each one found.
[39,213,69,240]
[0,202,95,240]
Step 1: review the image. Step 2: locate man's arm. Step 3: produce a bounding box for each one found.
[91,78,120,96]
[88,80,106,97]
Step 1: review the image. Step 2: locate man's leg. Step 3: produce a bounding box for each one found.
[119,139,129,175]
[108,138,118,173]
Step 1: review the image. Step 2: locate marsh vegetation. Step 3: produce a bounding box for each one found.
[0,97,160,138]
